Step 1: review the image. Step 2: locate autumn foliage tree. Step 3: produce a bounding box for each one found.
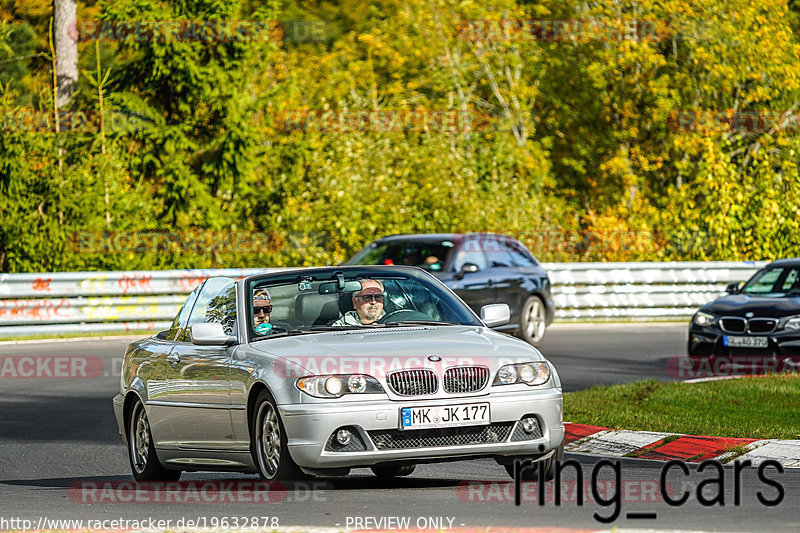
[0,0,798,272]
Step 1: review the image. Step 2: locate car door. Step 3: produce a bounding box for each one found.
[443,241,495,314]
[481,237,528,324]
[167,277,237,449]
[134,336,178,449]
[138,282,204,448]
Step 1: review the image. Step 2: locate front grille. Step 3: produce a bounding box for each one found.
[387,369,438,396]
[748,318,777,333]
[721,316,777,334]
[369,422,514,450]
[721,317,746,333]
[443,366,490,393]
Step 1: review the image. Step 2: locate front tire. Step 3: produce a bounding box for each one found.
[517,295,547,344]
[127,400,180,481]
[252,390,307,481]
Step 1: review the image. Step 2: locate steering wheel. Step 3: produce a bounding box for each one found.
[378,309,431,323]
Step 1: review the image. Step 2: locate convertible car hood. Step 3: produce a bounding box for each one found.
[249,326,542,365]
[701,294,800,318]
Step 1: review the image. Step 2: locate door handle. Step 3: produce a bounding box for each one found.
[167,353,180,366]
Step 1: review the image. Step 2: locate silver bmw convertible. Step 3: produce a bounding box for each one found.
[113,266,564,482]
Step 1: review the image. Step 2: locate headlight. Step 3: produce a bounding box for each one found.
[325,377,343,396]
[497,366,517,384]
[296,374,383,398]
[693,312,715,327]
[782,316,800,330]
[347,374,367,393]
[493,362,550,386]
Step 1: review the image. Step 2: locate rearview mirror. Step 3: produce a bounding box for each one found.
[190,323,236,346]
[481,304,510,328]
[318,280,363,294]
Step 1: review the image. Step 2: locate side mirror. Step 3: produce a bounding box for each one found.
[481,304,510,328]
[725,281,743,294]
[190,323,236,346]
[454,262,480,280]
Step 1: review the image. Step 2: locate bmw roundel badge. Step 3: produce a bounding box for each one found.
[428,355,442,362]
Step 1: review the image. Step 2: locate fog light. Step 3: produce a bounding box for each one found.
[521,417,538,434]
[336,429,352,446]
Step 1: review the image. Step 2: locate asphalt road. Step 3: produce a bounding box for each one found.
[1,324,797,532]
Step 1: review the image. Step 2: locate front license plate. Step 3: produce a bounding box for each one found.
[401,403,490,430]
[723,336,768,348]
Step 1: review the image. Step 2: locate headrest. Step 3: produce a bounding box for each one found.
[295,292,341,325]
[339,291,355,315]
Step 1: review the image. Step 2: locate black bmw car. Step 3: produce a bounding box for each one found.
[344,233,555,344]
[688,258,800,357]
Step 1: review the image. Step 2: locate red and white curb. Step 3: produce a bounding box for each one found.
[565,423,800,467]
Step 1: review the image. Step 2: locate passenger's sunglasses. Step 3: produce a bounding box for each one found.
[254,305,273,314]
[356,294,384,303]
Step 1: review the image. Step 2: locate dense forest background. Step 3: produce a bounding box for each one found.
[1,0,800,272]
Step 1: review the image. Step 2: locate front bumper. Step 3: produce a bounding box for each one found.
[279,388,564,469]
[113,393,127,445]
[688,325,800,357]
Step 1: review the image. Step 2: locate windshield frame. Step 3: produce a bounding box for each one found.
[244,266,483,342]
[741,266,800,297]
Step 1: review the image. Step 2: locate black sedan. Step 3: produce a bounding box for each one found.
[344,233,555,344]
[688,258,800,357]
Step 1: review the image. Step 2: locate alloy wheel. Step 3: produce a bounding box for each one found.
[524,297,546,343]
[130,404,150,475]
[257,403,282,477]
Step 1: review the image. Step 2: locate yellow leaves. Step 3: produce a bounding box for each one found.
[13,0,49,17]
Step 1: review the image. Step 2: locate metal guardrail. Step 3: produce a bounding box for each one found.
[0,262,768,336]
[543,261,767,320]
[0,268,278,337]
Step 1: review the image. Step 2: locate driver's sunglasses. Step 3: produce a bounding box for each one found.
[254,305,273,314]
[357,294,384,303]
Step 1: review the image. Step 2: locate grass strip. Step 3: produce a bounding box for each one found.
[564,375,800,440]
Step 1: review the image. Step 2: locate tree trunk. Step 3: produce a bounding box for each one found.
[53,0,77,108]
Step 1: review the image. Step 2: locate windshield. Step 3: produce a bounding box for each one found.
[246,269,481,340]
[742,266,800,296]
[346,241,455,272]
